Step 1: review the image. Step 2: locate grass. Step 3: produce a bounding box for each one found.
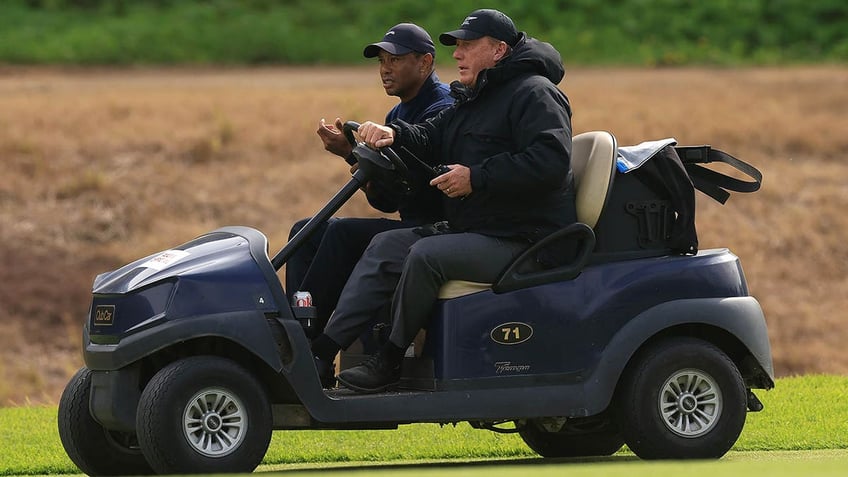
[1,375,846,475]
[265,451,848,477]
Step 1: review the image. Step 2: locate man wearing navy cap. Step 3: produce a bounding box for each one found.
[318,23,453,156]
[319,9,575,393]
[287,23,453,387]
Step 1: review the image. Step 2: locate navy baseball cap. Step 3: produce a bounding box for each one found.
[363,23,436,58]
[439,9,519,46]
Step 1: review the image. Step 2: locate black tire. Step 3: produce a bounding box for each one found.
[519,418,624,457]
[57,367,153,476]
[136,356,272,474]
[617,338,746,459]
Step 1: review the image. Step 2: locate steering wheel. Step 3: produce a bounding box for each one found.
[343,121,409,177]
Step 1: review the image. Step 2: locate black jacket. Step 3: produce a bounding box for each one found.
[391,34,575,242]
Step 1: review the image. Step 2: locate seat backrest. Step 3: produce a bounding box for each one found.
[571,131,617,228]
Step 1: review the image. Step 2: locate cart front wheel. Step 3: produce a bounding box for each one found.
[58,367,153,476]
[136,356,272,474]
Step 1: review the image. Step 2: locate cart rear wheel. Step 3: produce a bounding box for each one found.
[136,356,272,474]
[58,367,153,476]
[617,338,746,459]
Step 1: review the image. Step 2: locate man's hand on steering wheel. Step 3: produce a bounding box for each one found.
[357,121,396,149]
[342,121,409,180]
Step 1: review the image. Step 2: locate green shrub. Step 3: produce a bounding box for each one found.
[0,0,846,65]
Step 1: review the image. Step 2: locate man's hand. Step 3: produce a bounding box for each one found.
[357,121,395,149]
[430,165,472,198]
[317,117,353,158]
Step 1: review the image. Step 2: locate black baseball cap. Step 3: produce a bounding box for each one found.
[363,23,436,58]
[439,9,519,46]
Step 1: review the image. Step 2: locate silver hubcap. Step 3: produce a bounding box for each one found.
[659,369,722,438]
[183,387,247,457]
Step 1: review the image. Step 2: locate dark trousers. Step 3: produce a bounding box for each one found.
[285,217,417,330]
[323,228,529,350]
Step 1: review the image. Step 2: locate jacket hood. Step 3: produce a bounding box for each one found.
[500,33,565,85]
[450,33,565,102]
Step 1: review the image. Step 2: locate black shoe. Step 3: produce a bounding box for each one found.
[337,353,401,393]
[314,356,336,388]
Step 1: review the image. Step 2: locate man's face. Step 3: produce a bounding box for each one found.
[452,37,502,88]
[377,50,425,102]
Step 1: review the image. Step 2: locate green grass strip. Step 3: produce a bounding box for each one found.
[264,450,848,476]
[1,375,846,475]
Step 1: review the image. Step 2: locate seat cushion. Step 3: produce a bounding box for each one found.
[437,280,491,299]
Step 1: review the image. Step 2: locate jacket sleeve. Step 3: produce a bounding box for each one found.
[469,81,572,194]
[390,106,454,166]
[362,105,453,213]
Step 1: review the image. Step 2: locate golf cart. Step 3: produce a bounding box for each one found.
[58,124,773,475]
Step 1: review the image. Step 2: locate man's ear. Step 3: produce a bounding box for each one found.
[493,41,509,62]
[420,53,434,73]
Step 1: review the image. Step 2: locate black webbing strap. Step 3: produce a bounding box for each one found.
[675,146,763,204]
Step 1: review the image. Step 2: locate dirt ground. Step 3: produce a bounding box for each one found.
[1,65,846,405]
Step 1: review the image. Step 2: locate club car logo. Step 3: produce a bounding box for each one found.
[93,305,115,326]
[490,322,533,345]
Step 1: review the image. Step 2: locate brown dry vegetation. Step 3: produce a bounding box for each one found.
[1,66,846,406]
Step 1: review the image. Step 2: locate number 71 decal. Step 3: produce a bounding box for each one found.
[490,322,534,345]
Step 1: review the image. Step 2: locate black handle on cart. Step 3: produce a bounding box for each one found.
[270,122,409,271]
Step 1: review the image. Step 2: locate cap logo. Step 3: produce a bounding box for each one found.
[461,16,477,27]
[386,30,395,35]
